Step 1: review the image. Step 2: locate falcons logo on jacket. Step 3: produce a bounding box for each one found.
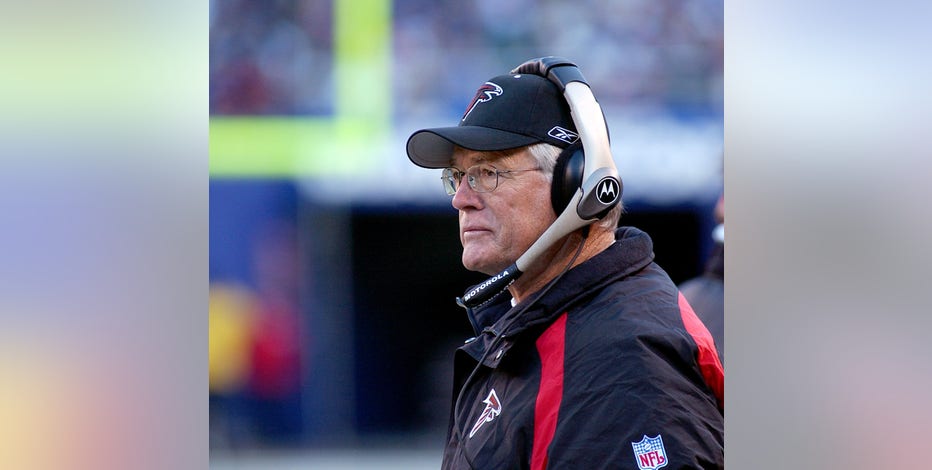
[468,389,502,438]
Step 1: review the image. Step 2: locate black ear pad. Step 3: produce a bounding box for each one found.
[550,142,586,213]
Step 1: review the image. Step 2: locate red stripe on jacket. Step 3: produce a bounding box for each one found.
[678,292,724,410]
[531,312,568,470]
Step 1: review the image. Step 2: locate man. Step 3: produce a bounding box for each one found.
[406,61,723,469]
[679,192,725,366]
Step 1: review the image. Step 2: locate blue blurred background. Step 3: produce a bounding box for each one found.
[209,0,721,465]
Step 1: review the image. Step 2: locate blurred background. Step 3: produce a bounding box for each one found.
[209,0,721,467]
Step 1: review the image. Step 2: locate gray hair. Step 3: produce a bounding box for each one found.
[527,142,624,230]
[526,142,562,180]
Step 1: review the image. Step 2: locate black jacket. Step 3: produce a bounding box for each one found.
[443,227,724,469]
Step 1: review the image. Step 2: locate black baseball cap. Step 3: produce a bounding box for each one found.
[406,73,579,169]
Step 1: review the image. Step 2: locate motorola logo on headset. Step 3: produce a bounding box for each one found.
[596,177,620,205]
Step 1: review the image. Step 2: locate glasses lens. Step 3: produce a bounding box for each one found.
[442,165,504,195]
[472,165,498,193]
[441,168,458,195]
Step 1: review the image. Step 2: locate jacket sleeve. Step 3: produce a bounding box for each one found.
[542,325,724,469]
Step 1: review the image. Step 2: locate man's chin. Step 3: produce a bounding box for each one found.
[461,253,505,276]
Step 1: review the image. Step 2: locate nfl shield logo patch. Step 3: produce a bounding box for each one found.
[631,434,668,470]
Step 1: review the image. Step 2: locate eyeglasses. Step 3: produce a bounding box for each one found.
[441,164,542,195]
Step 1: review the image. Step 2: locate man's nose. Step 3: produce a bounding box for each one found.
[451,178,482,210]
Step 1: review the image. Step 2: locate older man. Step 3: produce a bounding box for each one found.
[406,58,723,470]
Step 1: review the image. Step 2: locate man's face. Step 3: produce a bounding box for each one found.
[450,147,556,275]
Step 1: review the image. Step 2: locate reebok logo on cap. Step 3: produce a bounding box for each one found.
[548,126,579,144]
[462,82,504,121]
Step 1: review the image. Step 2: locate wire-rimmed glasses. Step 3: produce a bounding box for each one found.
[441,164,541,195]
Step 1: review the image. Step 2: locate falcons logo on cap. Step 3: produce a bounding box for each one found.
[462,82,503,121]
[468,389,502,438]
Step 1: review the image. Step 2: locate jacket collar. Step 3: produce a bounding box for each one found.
[463,226,655,338]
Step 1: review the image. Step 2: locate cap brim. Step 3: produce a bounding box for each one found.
[406,126,540,168]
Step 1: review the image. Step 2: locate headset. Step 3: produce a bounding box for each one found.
[456,56,623,309]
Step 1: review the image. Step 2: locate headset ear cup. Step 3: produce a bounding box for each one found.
[550,143,586,213]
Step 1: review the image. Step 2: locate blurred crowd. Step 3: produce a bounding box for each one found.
[209,215,305,449]
[210,0,335,115]
[210,0,722,118]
